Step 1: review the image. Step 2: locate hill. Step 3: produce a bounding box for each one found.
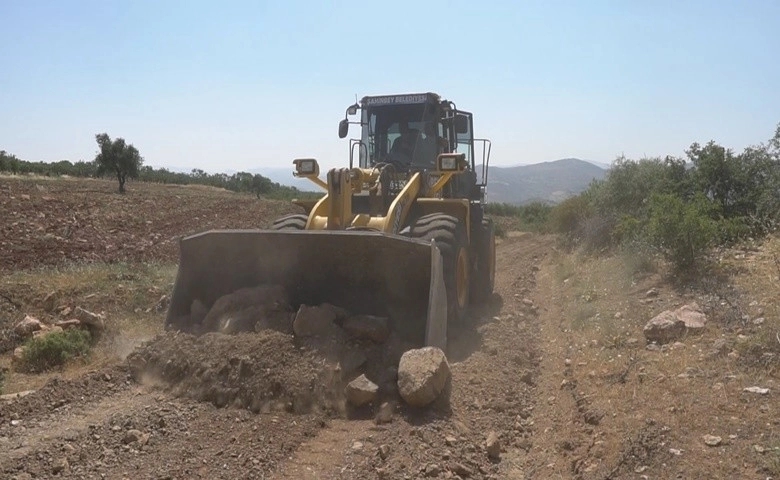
[254,158,607,205]
[484,158,607,205]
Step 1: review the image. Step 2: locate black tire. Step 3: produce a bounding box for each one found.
[271,214,308,231]
[410,213,470,325]
[470,217,496,304]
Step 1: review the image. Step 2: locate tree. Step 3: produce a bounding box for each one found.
[93,133,143,193]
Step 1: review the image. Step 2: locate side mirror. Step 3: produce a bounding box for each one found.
[454,115,469,134]
[338,119,349,138]
[347,105,358,115]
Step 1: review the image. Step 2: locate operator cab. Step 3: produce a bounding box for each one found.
[339,92,474,173]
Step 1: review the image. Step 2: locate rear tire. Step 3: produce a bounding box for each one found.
[271,214,308,231]
[409,213,470,325]
[470,217,496,304]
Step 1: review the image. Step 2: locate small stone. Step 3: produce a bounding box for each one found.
[351,441,364,452]
[486,431,501,459]
[753,317,765,325]
[445,435,457,446]
[564,358,572,366]
[375,401,394,424]
[54,319,83,330]
[669,448,683,456]
[424,463,441,477]
[122,429,143,445]
[52,458,69,474]
[743,386,770,395]
[74,306,106,331]
[345,374,379,407]
[452,463,473,477]
[645,288,659,297]
[378,444,391,460]
[703,435,722,446]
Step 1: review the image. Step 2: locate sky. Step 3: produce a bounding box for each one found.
[1,0,779,174]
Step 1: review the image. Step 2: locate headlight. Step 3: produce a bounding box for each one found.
[437,153,464,171]
[294,158,318,175]
[440,157,457,170]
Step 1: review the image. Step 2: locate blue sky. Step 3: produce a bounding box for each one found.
[1,0,778,173]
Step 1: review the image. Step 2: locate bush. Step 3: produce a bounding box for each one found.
[646,193,719,271]
[21,329,92,373]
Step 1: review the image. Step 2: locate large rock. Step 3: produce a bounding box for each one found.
[74,307,105,331]
[292,304,340,337]
[342,315,390,343]
[13,315,44,338]
[55,319,83,330]
[643,303,708,344]
[202,285,290,333]
[397,347,451,408]
[345,374,379,407]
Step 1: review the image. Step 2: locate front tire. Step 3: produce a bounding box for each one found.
[271,214,308,231]
[470,217,496,304]
[410,213,470,325]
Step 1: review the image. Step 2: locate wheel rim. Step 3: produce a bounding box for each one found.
[456,247,469,308]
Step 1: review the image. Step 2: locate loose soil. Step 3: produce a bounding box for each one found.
[1,176,778,479]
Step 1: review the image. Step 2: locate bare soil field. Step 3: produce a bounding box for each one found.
[1,175,778,479]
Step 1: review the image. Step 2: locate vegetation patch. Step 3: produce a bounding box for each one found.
[20,328,93,373]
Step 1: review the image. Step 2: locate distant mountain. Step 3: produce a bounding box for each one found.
[252,158,607,205]
[249,167,317,191]
[484,158,606,205]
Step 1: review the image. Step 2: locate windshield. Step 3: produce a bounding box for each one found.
[360,103,438,169]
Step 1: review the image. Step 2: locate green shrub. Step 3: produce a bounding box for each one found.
[646,193,719,271]
[21,328,92,373]
[549,194,594,236]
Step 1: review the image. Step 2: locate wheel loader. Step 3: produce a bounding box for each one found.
[165,92,494,348]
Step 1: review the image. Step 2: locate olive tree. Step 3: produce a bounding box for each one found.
[94,133,143,193]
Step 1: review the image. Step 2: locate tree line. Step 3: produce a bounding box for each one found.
[0,136,316,201]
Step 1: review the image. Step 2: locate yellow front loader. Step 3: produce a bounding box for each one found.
[165,92,494,348]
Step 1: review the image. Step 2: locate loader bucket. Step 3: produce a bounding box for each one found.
[165,230,447,348]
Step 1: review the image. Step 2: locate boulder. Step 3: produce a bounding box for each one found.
[74,307,105,331]
[345,374,379,407]
[13,315,44,338]
[190,299,209,325]
[643,303,708,344]
[397,347,451,408]
[202,285,290,333]
[342,315,390,343]
[676,303,707,330]
[293,304,339,337]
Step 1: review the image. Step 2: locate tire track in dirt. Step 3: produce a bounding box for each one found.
[0,386,152,471]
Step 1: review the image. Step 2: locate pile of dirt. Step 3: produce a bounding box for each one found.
[126,327,415,417]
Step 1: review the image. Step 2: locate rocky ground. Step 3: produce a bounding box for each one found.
[1,176,778,479]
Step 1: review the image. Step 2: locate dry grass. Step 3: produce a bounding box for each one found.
[0,261,173,393]
[541,233,780,477]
